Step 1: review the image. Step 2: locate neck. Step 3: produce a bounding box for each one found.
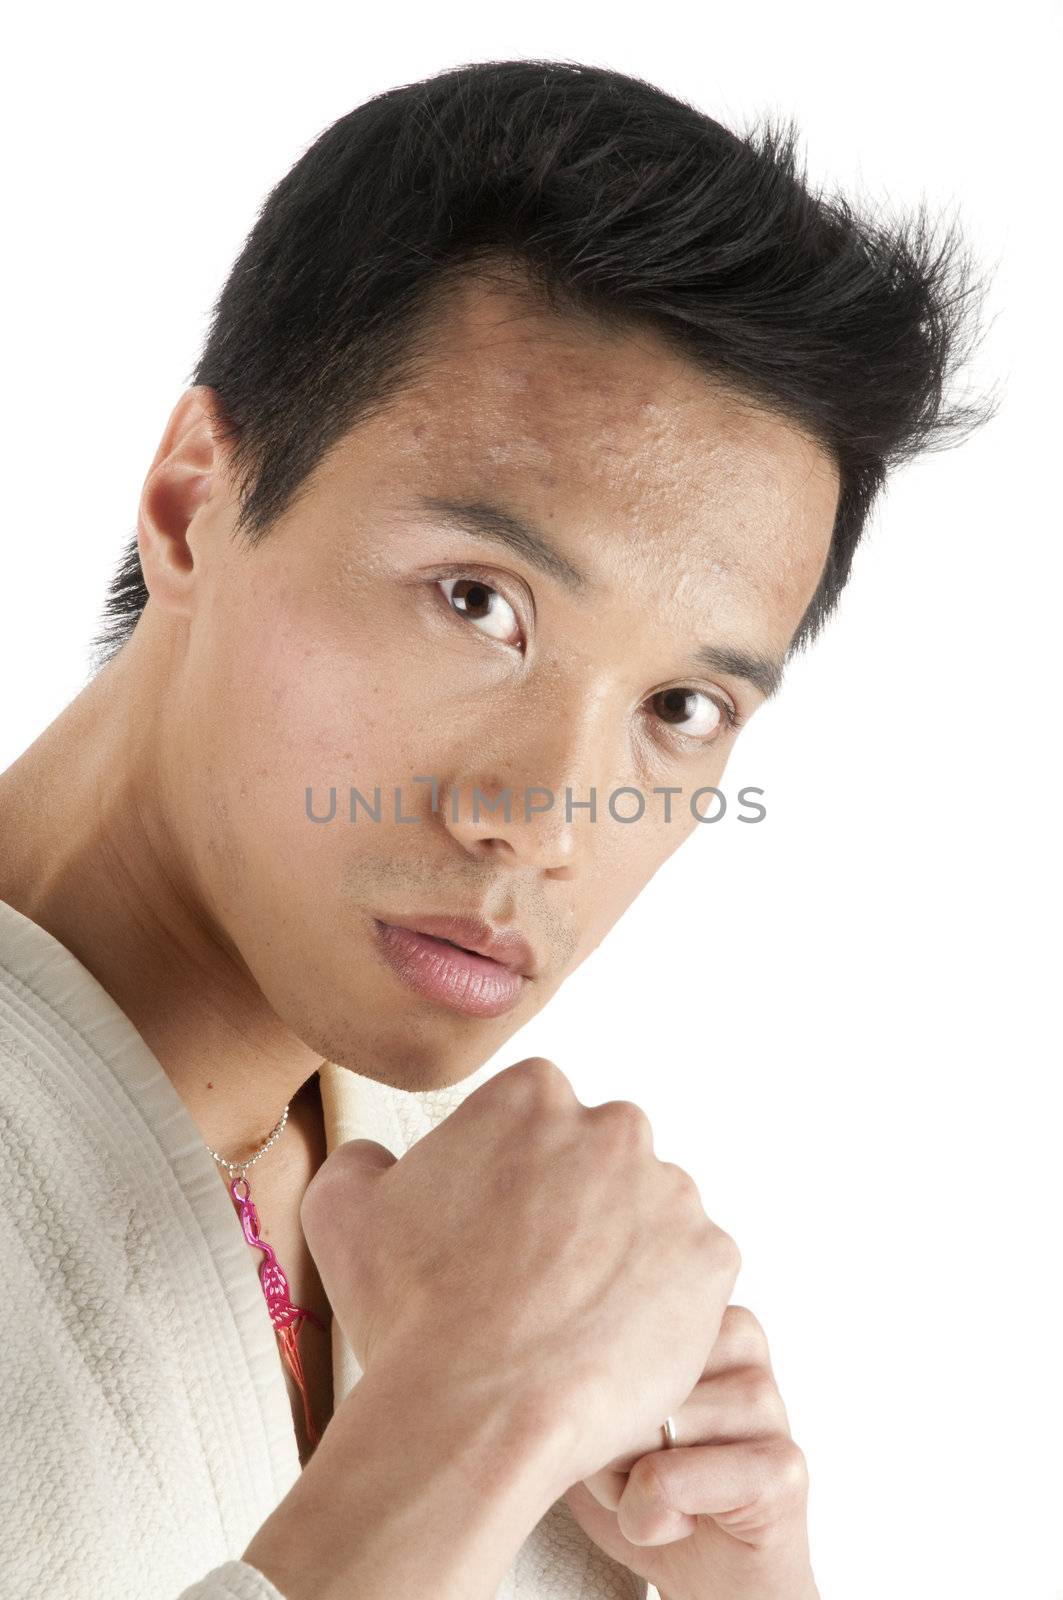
[0,642,325,1165]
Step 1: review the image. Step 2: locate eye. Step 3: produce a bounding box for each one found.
[436,575,525,648]
[648,686,737,744]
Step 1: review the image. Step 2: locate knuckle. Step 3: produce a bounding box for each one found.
[764,1437,809,1501]
[593,1097,653,1144]
[503,1056,573,1103]
[708,1227,742,1279]
[725,1302,763,1339]
[736,1364,786,1427]
[521,1053,563,1077]
[658,1159,701,1200]
[723,1303,771,1362]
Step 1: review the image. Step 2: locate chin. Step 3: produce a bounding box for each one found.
[298,1004,495,1093]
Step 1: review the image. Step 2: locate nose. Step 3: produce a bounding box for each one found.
[438,706,608,874]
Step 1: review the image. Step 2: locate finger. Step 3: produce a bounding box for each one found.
[685,1362,792,1440]
[582,1361,791,1504]
[579,1465,629,1511]
[701,1303,773,1377]
[617,1437,810,1547]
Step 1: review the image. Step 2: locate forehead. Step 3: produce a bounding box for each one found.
[358,274,840,648]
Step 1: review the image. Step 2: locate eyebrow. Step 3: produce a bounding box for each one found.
[414,495,590,591]
[692,644,785,701]
[412,493,787,701]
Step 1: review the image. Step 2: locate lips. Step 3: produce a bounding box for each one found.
[372,912,538,979]
[370,915,534,1019]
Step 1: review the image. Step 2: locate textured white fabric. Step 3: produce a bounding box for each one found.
[0,897,299,1600]
[0,896,645,1600]
[175,1563,289,1600]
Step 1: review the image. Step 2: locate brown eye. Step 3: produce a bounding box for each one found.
[437,576,523,646]
[650,687,727,741]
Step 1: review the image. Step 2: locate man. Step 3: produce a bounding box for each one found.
[0,58,990,1600]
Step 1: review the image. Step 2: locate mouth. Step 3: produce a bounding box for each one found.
[370,914,537,1019]
[374,912,538,976]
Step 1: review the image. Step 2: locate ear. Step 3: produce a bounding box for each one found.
[136,384,232,620]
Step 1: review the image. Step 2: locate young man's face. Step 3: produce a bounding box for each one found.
[145,275,838,1089]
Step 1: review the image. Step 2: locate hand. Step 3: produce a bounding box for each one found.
[301,1057,742,1488]
[563,1305,820,1600]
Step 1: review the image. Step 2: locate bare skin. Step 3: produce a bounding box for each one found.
[0,268,838,1473]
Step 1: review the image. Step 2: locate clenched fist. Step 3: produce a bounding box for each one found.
[300,1055,742,1488]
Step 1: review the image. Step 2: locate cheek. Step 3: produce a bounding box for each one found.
[188,637,439,916]
[225,619,450,797]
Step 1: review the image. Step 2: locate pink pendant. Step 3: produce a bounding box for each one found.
[230,1174,325,1449]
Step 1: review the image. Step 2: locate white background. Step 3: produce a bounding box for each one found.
[2,4,1060,1597]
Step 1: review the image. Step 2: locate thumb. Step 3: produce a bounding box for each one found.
[300,1137,398,1232]
[334,1137,400,1174]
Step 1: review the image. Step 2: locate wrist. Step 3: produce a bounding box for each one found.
[358,1334,582,1492]
[244,1349,577,1600]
